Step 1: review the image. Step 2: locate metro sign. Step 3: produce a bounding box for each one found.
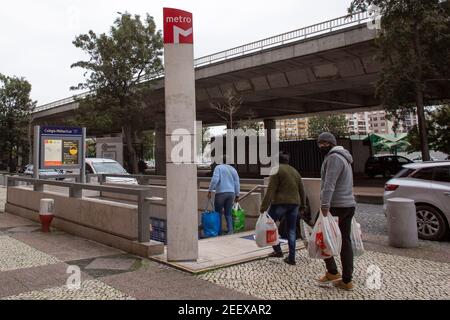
[163,8,193,44]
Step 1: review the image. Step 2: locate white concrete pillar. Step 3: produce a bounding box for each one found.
[164,8,198,261]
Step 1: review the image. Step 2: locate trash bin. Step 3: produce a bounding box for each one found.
[39,198,55,233]
[386,198,418,248]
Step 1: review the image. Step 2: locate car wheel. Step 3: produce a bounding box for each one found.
[416,205,448,241]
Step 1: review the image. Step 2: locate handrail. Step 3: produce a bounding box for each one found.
[5,175,161,242]
[33,11,370,114]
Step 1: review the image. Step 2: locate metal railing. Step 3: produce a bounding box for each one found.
[34,11,371,114]
[5,175,163,242]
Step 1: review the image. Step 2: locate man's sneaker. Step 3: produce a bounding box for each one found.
[333,280,354,291]
[268,251,284,258]
[283,257,296,266]
[317,272,342,284]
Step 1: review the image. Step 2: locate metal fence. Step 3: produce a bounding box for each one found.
[33,11,370,114]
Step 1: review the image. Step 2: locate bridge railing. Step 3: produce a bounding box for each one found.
[194,11,370,67]
[34,11,370,114]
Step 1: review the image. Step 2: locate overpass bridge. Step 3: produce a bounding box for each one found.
[33,11,382,127]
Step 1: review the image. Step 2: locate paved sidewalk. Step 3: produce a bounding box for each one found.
[0,187,448,300]
[0,213,254,300]
[0,186,5,212]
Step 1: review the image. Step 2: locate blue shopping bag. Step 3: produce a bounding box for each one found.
[201,199,220,238]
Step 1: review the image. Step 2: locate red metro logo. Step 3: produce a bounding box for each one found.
[163,8,193,44]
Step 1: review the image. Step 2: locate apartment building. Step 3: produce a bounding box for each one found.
[276,111,418,140]
[277,118,309,140]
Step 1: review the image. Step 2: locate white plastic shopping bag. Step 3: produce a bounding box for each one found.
[308,213,342,259]
[255,212,279,247]
[351,218,365,256]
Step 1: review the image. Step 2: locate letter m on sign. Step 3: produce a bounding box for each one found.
[163,8,193,44]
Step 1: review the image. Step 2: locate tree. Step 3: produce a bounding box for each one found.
[209,90,242,129]
[0,74,36,172]
[141,131,155,161]
[407,105,450,155]
[70,12,163,173]
[348,0,450,161]
[308,114,349,138]
[237,109,263,134]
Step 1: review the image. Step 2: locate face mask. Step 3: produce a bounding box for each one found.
[320,146,333,157]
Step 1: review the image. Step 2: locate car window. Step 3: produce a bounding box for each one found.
[397,157,410,164]
[85,164,94,174]
[411,167,434,181]
[384,157,394,163]
[433,166,450,183]
[92,162,127,174]
[393,168,414,178]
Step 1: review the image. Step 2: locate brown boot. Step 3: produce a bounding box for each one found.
[317,272,342,285]
[333,280,354,291]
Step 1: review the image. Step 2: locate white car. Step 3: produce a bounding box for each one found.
[23,164,66,180]
[85,158,138,185]
[411,155,439,162]
[384,161,450,241]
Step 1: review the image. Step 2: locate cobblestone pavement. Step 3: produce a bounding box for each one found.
[0,186,449,300]
[1,280,135,300]
[0,213,254,300]
[198,249,450,300]
[196,203,450,299]
[355,203,388,236]
[0,187,5,212]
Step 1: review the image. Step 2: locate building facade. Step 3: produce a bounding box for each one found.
[276,111,418,139]
[277,118,309,141]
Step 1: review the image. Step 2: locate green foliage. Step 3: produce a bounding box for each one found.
[0,74,36,172]
[348,0,450,160]
[407,105,450,155]
[308,114,349,138]
[70,12,163,172]
[141,131,155,161]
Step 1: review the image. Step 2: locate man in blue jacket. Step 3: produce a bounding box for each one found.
[208,158,240,235]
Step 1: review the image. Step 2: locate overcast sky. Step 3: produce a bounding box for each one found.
[0,0,351,106]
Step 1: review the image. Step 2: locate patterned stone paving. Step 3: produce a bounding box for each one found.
[198,250,450,300]
[0,236,60,272]
[0,185,448,300]
[1,280,135,300]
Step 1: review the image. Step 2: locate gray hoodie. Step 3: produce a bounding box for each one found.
[320,146,356,209]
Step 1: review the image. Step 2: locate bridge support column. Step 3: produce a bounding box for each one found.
[263,119,276,156]
[155,114,166,176]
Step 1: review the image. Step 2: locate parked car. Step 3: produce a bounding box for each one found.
[365,155,413,178]
[411,155,439,162]
[383,161,450,241]
[23,164,66,180]
[85,158,138,185]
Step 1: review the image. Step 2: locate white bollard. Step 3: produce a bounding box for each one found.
[39,198,55,232]
[386,198,418,248]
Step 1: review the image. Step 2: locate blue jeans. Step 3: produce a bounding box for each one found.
[214,192,235,235]
[268,204,299,261]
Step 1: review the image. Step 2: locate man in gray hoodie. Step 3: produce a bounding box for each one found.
[316,132,356,291]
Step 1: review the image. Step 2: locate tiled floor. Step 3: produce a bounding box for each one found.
[151,231,305,273]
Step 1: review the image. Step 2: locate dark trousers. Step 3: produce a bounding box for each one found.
[268,204,299,261]
[214,192,235,235]
[324,207,355,284]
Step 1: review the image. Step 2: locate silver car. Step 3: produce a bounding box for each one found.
[383,161,450,241]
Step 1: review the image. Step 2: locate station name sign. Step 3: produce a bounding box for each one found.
[41,126,82,136]
[163,8,193,44]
